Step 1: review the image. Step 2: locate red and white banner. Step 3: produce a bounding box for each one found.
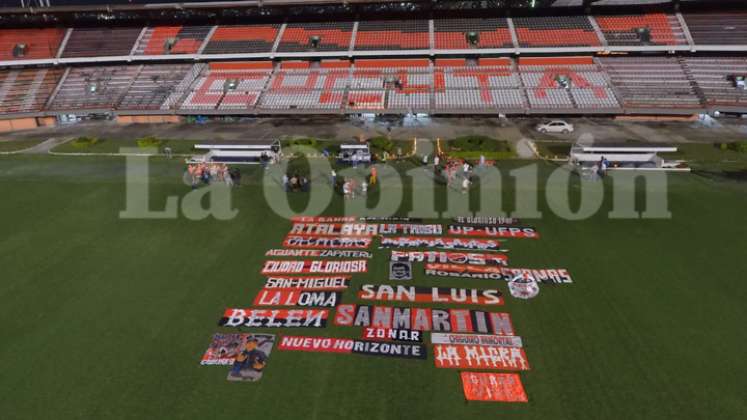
[219,308,329,328]
[289,223,443,236]
[390,250,508,266]
[380,236,502,251]
[333,304,514,335]
[425,263,573,284]
[358,284,504,306]
[265,249,372,258]
[283,235,372,249]
[433,344,530,370]
[453,216,520,226]
[447,225,539,239]
[291,216,357,223]
[278,336,426,359]
[278,335,353,353]
[461,372,528,402]
[361,327,423,343]
[263,276,350,291]
[430,332,523,348]
[261,260,368,275]
[290,223,378,236]
[253,289,341,307]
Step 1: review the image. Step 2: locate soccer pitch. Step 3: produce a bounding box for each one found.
[0,155,745,419]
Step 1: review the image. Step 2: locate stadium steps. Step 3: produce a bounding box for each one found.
[21,68,49,111]
[678,57,708,107]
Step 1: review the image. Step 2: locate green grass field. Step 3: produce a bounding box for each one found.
[0,155,746,419]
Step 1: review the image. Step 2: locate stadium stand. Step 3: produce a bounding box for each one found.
[133,26,212,55]
[519,56,620,109]
[595,13,687,46]
[354,20,430,51]
[0,28,66,60]
[49,65,141,110]
[598,56,701,109]
[513,16,601,48]
[277,22,354,52]
[259,60,348,110]
[0,67,62,113]
[61,27,142,58]
[349,59,432,111]
[179,61,273,111]
[201,25,280,54]
[683,12,747,45]
[433,58,526,111]
[682,57,747,108]
[433,18,513,49]
[117,64,196,110]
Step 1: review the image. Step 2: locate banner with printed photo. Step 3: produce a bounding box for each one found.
[200,333,270,366]
[362,327,423,343]
[226,334,276,382]
[263,276,350,291]
[447,225,539,239]
[253,289,342,308]
[277,336,426,359]
[261,260,368,275]
[391,250,508,266]
[358,285,504,306]
[283,235,372,249]
[380,236,502,252]
[461,372,528,403]
[265,249,373,258]
[433,344,530,371]
[424,263,573,284]
[452,216,520,226]
[219,308,329,328]
[333,304,515,335]
[430,333,523,348]
[389,261,413,281]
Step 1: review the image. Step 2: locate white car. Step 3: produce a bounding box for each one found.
[536,120,574,134]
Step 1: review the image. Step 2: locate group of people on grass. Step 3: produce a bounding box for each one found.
[282,173,310,192]
[187,163,240,188]
[330,166,378,199]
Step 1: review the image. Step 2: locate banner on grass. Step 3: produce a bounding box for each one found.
[226,334,276,382]
[452,216,520,226]
[433,344,530,370]
[278,336,426,359]
[291,216,356,223]
[265,249,373,258]
[219,308,329,328]
[358,284,504,306]
[261,260,368,275]
[389,261,413,281]
[430,333,523,348]
[461,372,528,403]
[283,235,372,249]
[333,304,515,335]
[290,223,442,236]
[424,263,573,284]
[289,216,421,223]
[200,333,275,365]
[447,225,539,239]
[390,250,508,266]
[263,276,350,291]
[380,236,502,252]
[253,289,341,307]
[362,327,423,343]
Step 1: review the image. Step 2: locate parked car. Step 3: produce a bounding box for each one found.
[536,120,574,134]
